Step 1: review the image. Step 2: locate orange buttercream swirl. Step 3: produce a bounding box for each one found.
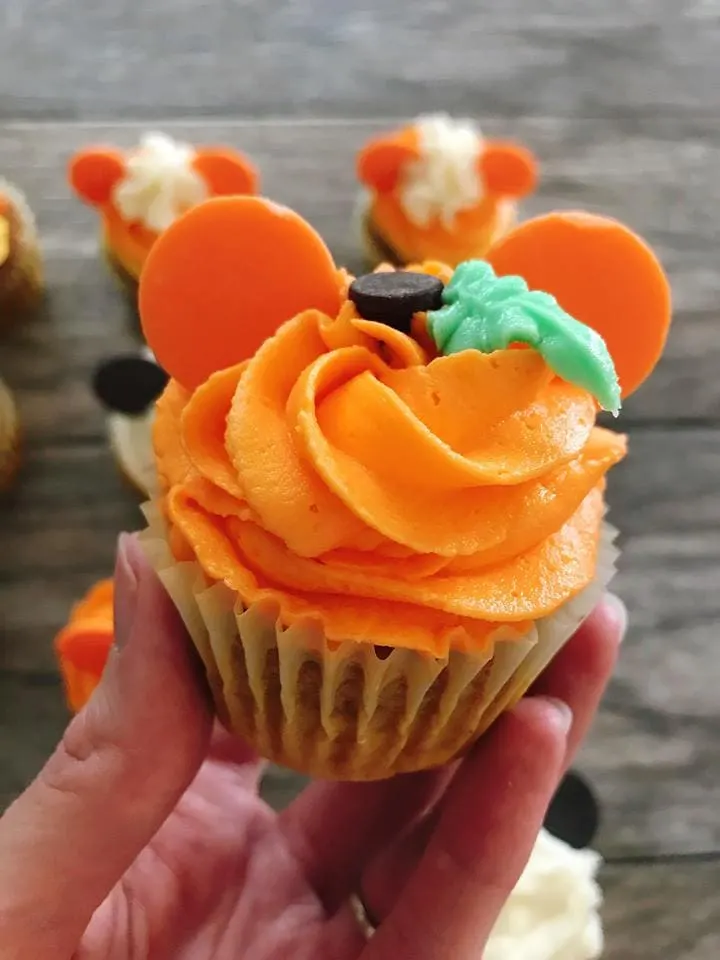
[154,293,626,657]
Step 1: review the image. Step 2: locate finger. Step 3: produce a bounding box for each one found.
[530,592,626,765]
[363,696,571,960]
[360,594,623,923]
[0,534,212,958]
[279,766,454,912]
[206,720,268,791]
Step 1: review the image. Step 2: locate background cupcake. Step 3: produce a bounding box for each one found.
[0,177,43,326]
[356,113,538,268]
[68,132,259,296]
[136,196,670,781]
[92,347,168,497]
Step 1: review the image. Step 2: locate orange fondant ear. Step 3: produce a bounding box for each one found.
[479,142,538,198]
[357,128,421,193]
[192,148,259,197]
[68,147,127,206]
[139,196,343,391]
[486,211,671,398]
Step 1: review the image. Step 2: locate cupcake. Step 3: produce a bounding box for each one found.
[92,347,168,497]
[0,177,43,325]
[68,132,259,295]
[485,828,603,960]
[356,113,538,268]
[54,579,114,711]
[137,196,670,781]
[0,377,21,490]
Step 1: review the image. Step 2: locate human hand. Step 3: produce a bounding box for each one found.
[0,535,626,959]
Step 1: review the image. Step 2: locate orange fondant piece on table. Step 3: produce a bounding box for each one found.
[139,197,345,391]
[54,579,114,712]
[487,211,672,399]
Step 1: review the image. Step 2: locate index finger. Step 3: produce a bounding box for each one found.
[363,696,570,960]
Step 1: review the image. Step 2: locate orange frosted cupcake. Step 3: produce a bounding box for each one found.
[356,113,538,267]
[68,132,258,294]
[136,196,670,780]
[55,579,114,711]
[0,178,43,326]
[0,377,21,490]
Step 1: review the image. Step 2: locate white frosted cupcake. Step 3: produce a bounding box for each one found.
[92,348,167,496]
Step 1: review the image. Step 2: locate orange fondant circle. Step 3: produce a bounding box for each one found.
[487,211,671,399]
[139,196,344,390]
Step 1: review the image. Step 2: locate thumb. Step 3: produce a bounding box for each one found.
[0,534,212,959]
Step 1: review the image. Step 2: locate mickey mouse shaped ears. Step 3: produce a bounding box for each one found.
[357,124,538,199]
[139,194,670,400]
[139,196,344,390]
[69,141,259,208]
[486,211,672,399]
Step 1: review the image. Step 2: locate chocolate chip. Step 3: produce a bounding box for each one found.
[348,271,444,333]
[543,771,600,849]
[92,355,169,415]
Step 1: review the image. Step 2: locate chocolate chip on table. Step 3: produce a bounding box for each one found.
[543,770,600,850]
[348,271,444,333]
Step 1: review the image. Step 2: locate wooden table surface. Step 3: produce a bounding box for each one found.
[1,3,719,956]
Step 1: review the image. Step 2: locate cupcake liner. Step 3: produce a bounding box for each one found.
[140,500,618,780]
[352,190,404,270]
[101,237,139,295]
[0,380,21,491]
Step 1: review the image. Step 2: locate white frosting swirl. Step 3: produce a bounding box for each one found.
[112,133,208,232]
[107,408,157,497]
[485,829,604,960]
[398,114,484,227]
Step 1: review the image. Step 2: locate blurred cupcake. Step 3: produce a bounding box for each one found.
[136,196,670,781]
[0,178,43,326]
[55,579,114,711]
[485,828,603,960]
[68,132,259,295]
[91,347,168,497]
[356,114,537,267]
[0,377,21,490]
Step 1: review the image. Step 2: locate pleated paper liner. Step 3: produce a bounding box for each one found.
[0,234,43,326]
[353,190,404,270]
[0,381,21,491]
[140,500,618,781]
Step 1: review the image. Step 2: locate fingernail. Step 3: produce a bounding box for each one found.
[113,533,141,650]
[541,696,574,735]
[604,592,628,643]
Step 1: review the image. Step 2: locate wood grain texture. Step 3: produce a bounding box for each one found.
[602,859,720,959]
[0,118,719,424]
[0,1,718,941]
[0,0,718,121]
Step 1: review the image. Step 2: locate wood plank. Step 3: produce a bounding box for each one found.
[0,1,716,121]
[602,859,720,959]
[0,117,717,427]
